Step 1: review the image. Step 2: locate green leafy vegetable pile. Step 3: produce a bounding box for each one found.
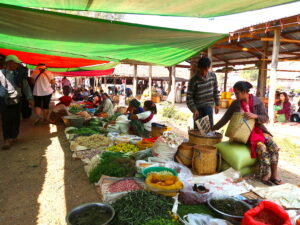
[111,190,174,225]
[88,152,136,183]
[177,204,217,218]
[67,126,108,136]
[143,217,180,225]
[69,106,85,114]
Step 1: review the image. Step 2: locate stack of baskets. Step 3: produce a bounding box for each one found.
[175,130,222,175]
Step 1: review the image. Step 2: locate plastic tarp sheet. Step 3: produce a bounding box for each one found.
[0,48,109,68]
[53,68,115,77]
[0,0,297,17]
[0,4,226,66]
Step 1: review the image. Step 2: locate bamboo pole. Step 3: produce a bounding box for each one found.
[149,65,152,100]
[257,41,269,97]
[133,65,137,97]
[268,29,280,125]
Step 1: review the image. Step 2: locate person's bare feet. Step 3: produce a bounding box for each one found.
[270,177,283,185]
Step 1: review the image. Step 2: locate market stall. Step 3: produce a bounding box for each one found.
[61,105,300,225]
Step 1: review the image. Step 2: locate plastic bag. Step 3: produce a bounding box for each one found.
[182,213,231,225]
[165,161,193,191]
[216,141,257,170]
[242,201,292,225]
[179,186,213,205]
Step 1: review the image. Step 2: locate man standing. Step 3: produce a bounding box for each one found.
[0,55,33,149]
[186,56,220,128]
[31,63,55,125]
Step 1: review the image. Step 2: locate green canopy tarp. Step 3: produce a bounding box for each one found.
[0,0,297,17]
[0,4,226,66]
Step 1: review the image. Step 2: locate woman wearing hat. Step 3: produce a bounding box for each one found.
[126,99,144,115]
[0,55,33,150]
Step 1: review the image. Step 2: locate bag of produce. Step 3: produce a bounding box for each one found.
[242,201,292,225]
[145,173,183,197]
[97,176,145,204]
[215,141,257,171]
[182,213,230,225]
[221,160,256,176]
[151,131,183,160]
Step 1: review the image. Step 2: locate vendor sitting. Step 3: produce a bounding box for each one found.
[129,100,156,138]
[72,88,83,101]
[95,93,114,116]
[93,91,102,107]
[49,86,72,124]
[274,92,291,122]
[212,81,282,186]
[126,99,144,115]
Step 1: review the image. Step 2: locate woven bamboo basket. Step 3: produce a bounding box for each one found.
[192,145,221,175]
[151,126,169,137]
[225,112,255,144]
[188,130,223,146]
[175,142,196,167]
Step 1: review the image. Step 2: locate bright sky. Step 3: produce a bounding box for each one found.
[123,2,300,33]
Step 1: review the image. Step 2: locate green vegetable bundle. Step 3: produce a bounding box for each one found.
[177,204,216,218]
[88,152,136,183]
[111,191,174,225]
[69,106,85,114]
[143,217,180,225]
[67,126,108,136]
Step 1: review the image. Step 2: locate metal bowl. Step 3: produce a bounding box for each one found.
[66,202,115,225]
[207,196,252,225]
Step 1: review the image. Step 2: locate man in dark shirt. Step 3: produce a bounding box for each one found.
[186,57,220,128]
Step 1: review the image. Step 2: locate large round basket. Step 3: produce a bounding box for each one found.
[175,142,196,167]
[188,130,222,146]
[151,126,168,137]
[192,145,221,175]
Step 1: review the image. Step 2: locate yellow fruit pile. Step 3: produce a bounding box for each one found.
[107,143,140,153]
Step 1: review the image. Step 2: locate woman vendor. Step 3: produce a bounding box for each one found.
[95,93,114,116]
[129,100,156,138]
[274,92,291,122]
[212,81,282,186]
[126,99,144,115]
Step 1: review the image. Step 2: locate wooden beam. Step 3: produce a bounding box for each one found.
[268,29,281,125]
[132,65,137,97]
[224,64,228,92]
[281,33,300,49]
[214,44,260,54]
[257,41,268,97]
[261,37,300,44]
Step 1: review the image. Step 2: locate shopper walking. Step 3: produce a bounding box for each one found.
[0,55,33,150]
[31,63,55,125]
[186,56,220,128]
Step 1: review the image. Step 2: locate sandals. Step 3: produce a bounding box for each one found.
[261,180,273,186]
[270,178,283,185]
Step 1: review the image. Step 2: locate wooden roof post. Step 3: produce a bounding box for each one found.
[268,29,280,125]
[208,47,213,70]
[257,41,269,97]
[149,65,152,100]
[104,77,107,93]
[224,64,228,92]
[133,65,137,97]
[171,66,176,105]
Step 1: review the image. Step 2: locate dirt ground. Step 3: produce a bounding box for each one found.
[0,102,299,225]
[0,117,99,225]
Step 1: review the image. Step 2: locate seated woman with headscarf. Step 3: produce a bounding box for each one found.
[212,81,282,186]
[126,99,144,116]
[129,100,156,138]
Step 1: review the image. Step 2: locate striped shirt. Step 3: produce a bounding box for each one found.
[186,71,220,113]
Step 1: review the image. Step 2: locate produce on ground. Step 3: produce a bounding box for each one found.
[111,190,174,225]
[108,179,142,193]
[68,205,112,225]
[89,152,136,183]
[210,198,250,217]
[143,217,180,225]
[177,204,217,218]
[107,143,140,153]
[253,209,285,225]
[69,105,85,114]
[67,126,108,136]
[74,134,110,149]
[145,173,183,197]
